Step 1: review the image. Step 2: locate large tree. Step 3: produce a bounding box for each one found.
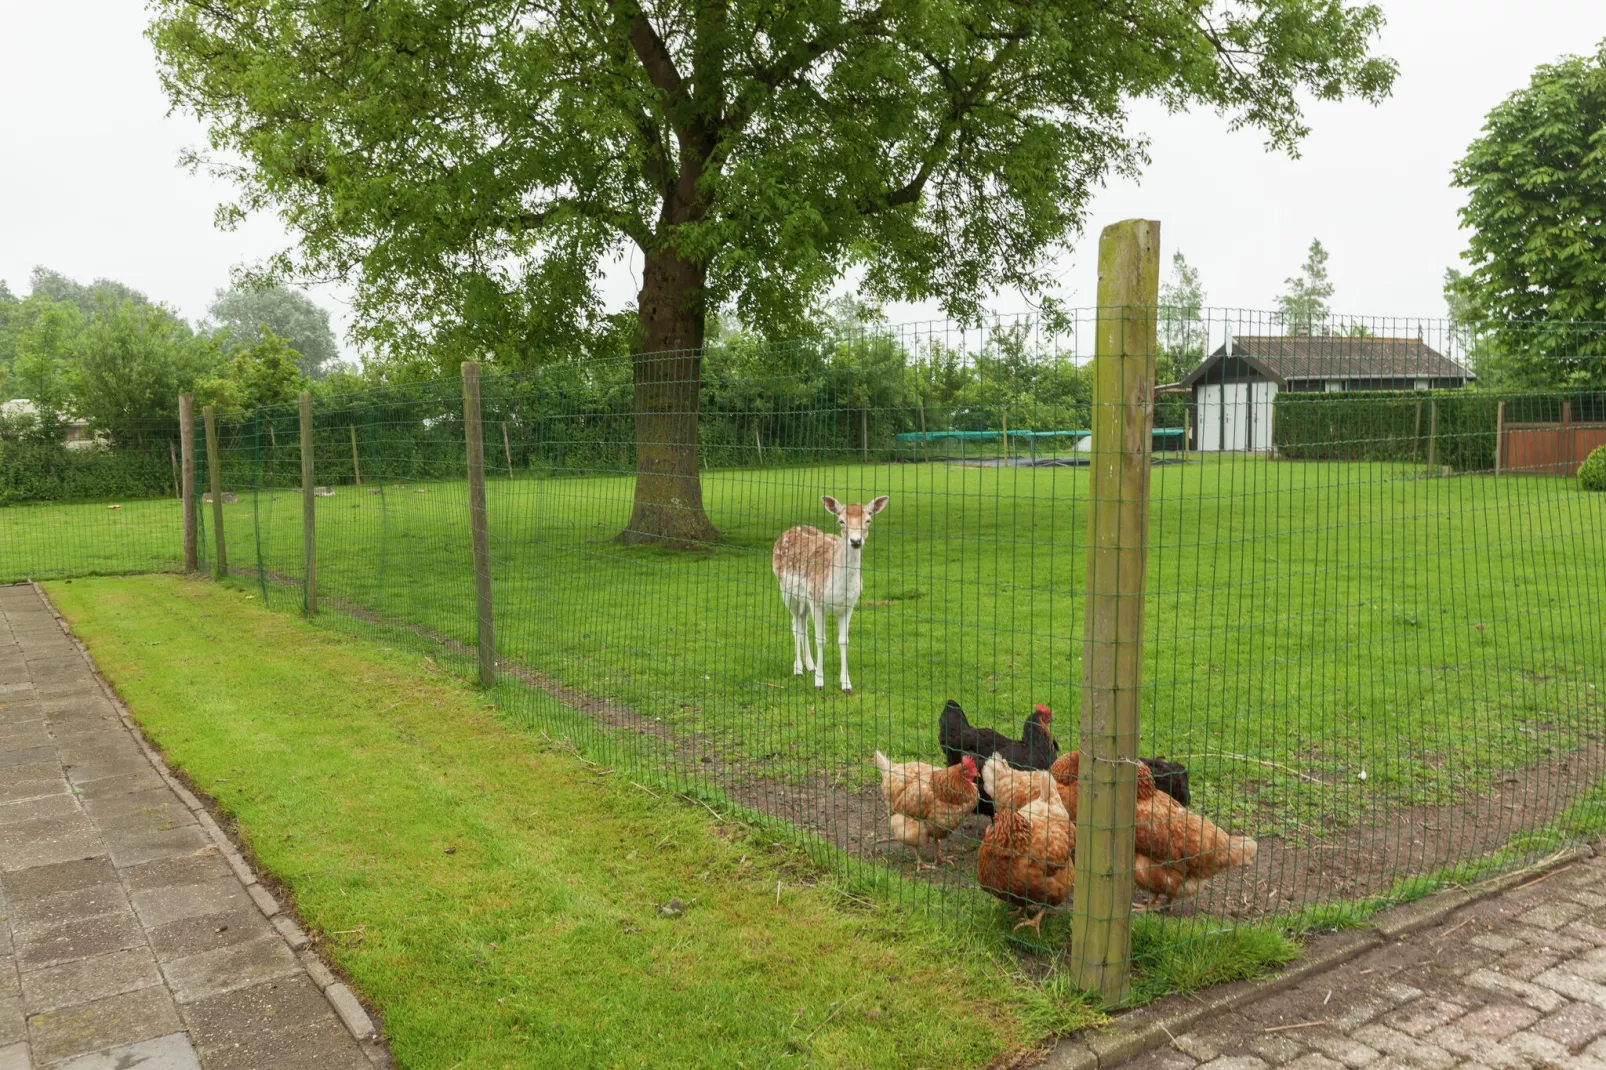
[1276,238,1333,336]
[150,0,1395,544]
[1451,41,1606,388]
[1159,251,1207,372]
[209,284,340,380]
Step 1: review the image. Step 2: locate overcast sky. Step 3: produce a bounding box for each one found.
[4,1,1605,360]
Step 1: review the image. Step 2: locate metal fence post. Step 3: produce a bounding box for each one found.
[300,391,317,616]
[179,395,197,571]
[203,405,227,579]
[1070,218,1160,1002]
[462,362,497,688]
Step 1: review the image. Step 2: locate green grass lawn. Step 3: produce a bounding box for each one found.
[10,454,1606,845]
[48,575,1103,1069]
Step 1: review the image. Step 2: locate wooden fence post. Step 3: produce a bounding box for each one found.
[918,401,929,462]
[1428,400,1438,469]
[179,395,197,571]
[861,408,870,464]
[203,406,227,579]
[503,422,515,479]
[350,425,362,487]
[1495,401,1505,475]
[462,362,497,688]
[1002,411,1011,463]
[299,392,317,616]
[1183,408,1191,464]
[169,440,181,500]
[1414,401,1423,465]
[1070,219,1159,1002]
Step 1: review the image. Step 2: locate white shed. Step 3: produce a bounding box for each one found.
[1175,336,1474,453]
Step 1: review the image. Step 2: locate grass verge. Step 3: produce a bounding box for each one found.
[46,574,1101,1069]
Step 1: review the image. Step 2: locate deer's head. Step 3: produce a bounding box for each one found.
[821,495,889,550]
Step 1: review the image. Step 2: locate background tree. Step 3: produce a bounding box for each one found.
[150,0,1395,544]
[27,268,153,317]
[1277,239,1334,336]
[1451,41,1606,388]
[1159,251,1207,375]
[9,298,85,440]
[71,299,220,447]
[228,329,305,410]
[209,285,340,380]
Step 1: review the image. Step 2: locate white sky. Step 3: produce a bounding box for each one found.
[4,1,1604,360]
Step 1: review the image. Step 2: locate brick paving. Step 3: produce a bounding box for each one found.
[1122,849,1606,1070]
[0,583,386,1069]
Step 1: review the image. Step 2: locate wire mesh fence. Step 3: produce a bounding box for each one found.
[4,301,1606,999]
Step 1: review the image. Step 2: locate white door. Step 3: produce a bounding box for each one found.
[1196,384,1223,451]
[1220,383,1249,451]
[1251,382,1278,451]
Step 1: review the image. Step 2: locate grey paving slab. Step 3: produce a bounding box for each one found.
[20,947,163,1015]
[0,585,386,1069]
[1115,852,1606,1070]
[55,1031,201,1070]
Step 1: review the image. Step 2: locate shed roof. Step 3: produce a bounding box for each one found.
[1179,336,1473,388]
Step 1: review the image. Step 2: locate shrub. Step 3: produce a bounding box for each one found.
[1581,444,1606,492]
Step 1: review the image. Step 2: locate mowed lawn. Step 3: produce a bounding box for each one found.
[46,575,1093,1069]
[11,455,1606,837]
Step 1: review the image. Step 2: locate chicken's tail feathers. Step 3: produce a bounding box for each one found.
[1228,835,1258,867]
[873,750,892,779]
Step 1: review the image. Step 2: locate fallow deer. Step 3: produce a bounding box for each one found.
[771,495,889,692]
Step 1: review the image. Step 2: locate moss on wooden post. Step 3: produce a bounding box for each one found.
[179,395,197,571]
[203,405,227,579]
[463,362,497,689]
[300,391,317,616]
[1070,218,1160,1002]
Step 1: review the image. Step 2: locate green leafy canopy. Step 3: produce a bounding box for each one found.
[149,0,1395,366]
[1452,40,1606,387]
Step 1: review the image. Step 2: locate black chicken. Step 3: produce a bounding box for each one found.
[1142,757,1191,808]
[937,700,1058,817]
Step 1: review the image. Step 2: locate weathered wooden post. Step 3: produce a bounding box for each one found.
[918,401,929,462]
[179,395,198,571]
[861,408,870,464]
[1070,219,1160,1002]
[1428,399,1438,469]
[462,362,496,688]
[350,424,362,487]
[299,392,317,616]
[503,422,515,479]
[203,406,227,579]
[169,440,181,500]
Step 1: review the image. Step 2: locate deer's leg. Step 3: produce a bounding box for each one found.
[810,603,826,689]
[789,603,808,676]
[836,605,855,693]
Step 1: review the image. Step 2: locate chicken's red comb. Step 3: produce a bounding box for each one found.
[1034,704,1051,717]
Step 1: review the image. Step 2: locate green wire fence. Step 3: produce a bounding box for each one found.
[4,288,1606,1001]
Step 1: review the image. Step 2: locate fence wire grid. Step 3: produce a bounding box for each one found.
[4,307,1606,996]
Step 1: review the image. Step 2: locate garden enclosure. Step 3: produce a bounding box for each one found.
[4,295,1605,1001]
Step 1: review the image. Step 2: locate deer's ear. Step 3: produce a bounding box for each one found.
[821,495,840,515]
[868,495,890,515]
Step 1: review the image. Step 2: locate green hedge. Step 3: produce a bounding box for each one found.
[1274,389,1606,471]
[0,442,175,505]
[1581,445,1606,492]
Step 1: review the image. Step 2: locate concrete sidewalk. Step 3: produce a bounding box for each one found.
[1112,850,1606,1070]
[0,583,385,1069]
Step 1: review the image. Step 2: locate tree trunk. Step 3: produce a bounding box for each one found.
[618,244,719,546]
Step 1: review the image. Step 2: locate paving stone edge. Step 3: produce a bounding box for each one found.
[1033,840,1598,1070]
[30,579,393,1066]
